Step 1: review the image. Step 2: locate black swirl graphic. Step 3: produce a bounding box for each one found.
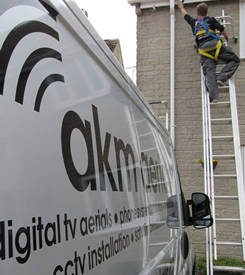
[38,0,59,21]
[0,3,66,112]
[16,48,62,105]
[0,21,59,95]
[34,74,65,112]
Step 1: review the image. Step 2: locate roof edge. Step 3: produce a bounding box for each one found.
[128,0,222,9]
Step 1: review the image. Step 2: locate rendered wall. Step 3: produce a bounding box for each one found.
[136,0,245,259]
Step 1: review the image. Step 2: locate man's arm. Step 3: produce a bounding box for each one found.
[221,29,229,42]
[212,17,229,42]
[178,0,187,17]
[177,0,196,31]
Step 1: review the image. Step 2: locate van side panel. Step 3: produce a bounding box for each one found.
[0,1,186,274]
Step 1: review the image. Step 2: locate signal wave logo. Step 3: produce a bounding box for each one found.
[0,1,65,112]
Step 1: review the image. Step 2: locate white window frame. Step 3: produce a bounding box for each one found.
[240,0,245,59]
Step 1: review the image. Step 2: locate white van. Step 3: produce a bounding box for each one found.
[0,1,212,274]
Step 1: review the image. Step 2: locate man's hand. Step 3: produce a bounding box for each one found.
[178,0,187,16]
[178,0,184,9]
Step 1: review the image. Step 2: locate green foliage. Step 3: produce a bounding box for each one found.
[197,256,245,274]
[197,257,207,273]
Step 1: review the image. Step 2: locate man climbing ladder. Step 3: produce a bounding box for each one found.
[178,1,240,102]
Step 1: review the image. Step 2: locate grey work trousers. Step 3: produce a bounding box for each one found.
[200,40,240,101]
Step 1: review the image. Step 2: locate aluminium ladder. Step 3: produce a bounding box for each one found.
[201,11,245,275]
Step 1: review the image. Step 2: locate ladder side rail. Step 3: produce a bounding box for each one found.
[229,76,245,261]
[201,69,210,275]
[206,92,214,275]
[207,96,218,261]
[222,9,245,261]
[201,68,213,275]
[201,68,209,200]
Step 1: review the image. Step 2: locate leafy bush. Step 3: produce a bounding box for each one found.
[197,256,245,273]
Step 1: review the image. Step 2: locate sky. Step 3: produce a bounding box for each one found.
[74,0,137,81]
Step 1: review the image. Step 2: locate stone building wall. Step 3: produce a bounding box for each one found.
[136,0,245,259]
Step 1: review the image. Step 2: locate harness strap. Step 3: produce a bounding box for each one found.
[198,40,222,62]
[196,29,216,36]
[194,17,222,61]
[195,19,220,40]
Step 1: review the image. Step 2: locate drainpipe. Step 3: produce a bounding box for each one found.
[170,0,175,148]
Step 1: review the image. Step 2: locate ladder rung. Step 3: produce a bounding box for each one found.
[139,132,153,138]
[149,242,168,246]
[211,118,232,125]
[150,221,166,225]
[213,154,235,160]
[213,266,245,272]
[141,147,158,153]
[210,101,230,108]
[146,181,166,188]
[213,80,229,91]
[218,86,229,92]
[216,218,240,222]
[214,174,237,179]
[212,136,233,141]
[214,196,238,199]
[147,200,166,205]
[216,241,242,246]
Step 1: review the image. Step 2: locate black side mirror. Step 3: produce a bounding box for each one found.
[166,192,213,229]
[191,193,213,229]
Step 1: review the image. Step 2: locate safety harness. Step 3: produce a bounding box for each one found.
[194,17,222,62]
